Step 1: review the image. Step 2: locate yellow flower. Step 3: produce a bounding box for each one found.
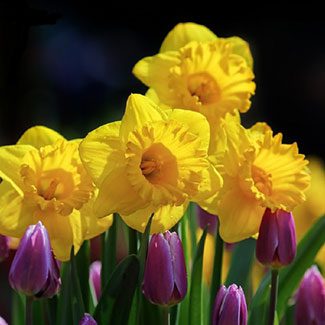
[79,94,222,233]
[0,126,112,261]
[133,22,255,153]
[293,157,325,271]
[214,121,310,243]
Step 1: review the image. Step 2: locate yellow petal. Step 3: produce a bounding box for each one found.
[132,53,179,100]
[194,165,223,214]
[121,203,187,234]
[79,121,122,187]
[225,36,253,68]
[43,209,84,261]
[17,125,65,149]
[217,185,265,242]
[94,164,147,217]
[0,180,32,236]
[80,192,113,239]
[120,94,167,142]
[160,22,217,52]
[0,145,36,194]
[169,109,210,152]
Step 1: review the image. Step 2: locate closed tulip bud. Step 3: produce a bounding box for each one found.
[79,313,97,325]
[0,235,9,262]
[295,266,325,324]
[142,231,187,306]
[89,261,101,303]
[212,284,247,325]
[256,208,296,268]
[9,222,61,298]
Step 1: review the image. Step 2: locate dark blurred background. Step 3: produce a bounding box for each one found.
[1,2,325,160]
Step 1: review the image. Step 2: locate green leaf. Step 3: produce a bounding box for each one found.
[11,291,25,325]
[249,215,325,323]
[75,240,90,311]
[56,262,73,325]
[101,214,117,289]
[94,254,140,324]
[137,213,154,284]
[189,227,208,325]
[277,215,325,317]
[70,246,85,324]
[225,238,256,295]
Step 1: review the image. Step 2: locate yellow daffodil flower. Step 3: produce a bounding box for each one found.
[79,94,222,233]
[214,121,310,243]
[0,126,112,261]
[294,157,325,271]
[133,22,255,153]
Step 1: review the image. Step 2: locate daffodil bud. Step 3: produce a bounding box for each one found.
[142,231,187,306]
[256,208,296,268]
[79,313,97,325]
[196,205,217,234]
[212,284,247,325]
[295,266,325,324]
[89,261,101,303]
[9,222,61,298]
[0,235,9,262]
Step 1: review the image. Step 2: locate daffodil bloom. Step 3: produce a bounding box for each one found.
[79,94,222,233]
[133,22,255,153]
[0,126,112,261]
[214,121,310,243]
[293,157,325,270]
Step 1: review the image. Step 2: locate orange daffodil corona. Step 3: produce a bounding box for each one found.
[0,126,112,261]
[79,94,222,233]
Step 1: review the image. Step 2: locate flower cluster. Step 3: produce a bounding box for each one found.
[0,21,321,325]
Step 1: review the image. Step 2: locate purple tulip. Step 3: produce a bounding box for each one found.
[212,284,247,325]
[256,208,296,267]
[0,316,8,325]
[142,231,187,306]
[9,222,61,298]
[0,235,9,262]
[79,313,97,325]
[89,261,101,303]
[196,205,218,234]
[295,266,325,324]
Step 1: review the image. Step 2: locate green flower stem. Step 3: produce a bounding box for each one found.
[268,269,279,325]
[209,226,224,322]
[162,306,170,325]
[128,227,138,255]
[25,296,33,325]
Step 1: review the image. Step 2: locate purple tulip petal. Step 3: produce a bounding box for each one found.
[142,234,174,305]
[276,210,296,265]
[218,285,241,325]
[196,205,218,234]
[256,209,278,265]
[9,222,60,298]
[213,285,228,325]
[79,313,97,325]
[89,261,101,303]
[238,286,248,325]
[167,232,187,300]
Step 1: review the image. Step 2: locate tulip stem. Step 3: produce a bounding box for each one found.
[162,306,170,325]
[209,226,224,322]
[25,296,33,325]
[268,269,279,325]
